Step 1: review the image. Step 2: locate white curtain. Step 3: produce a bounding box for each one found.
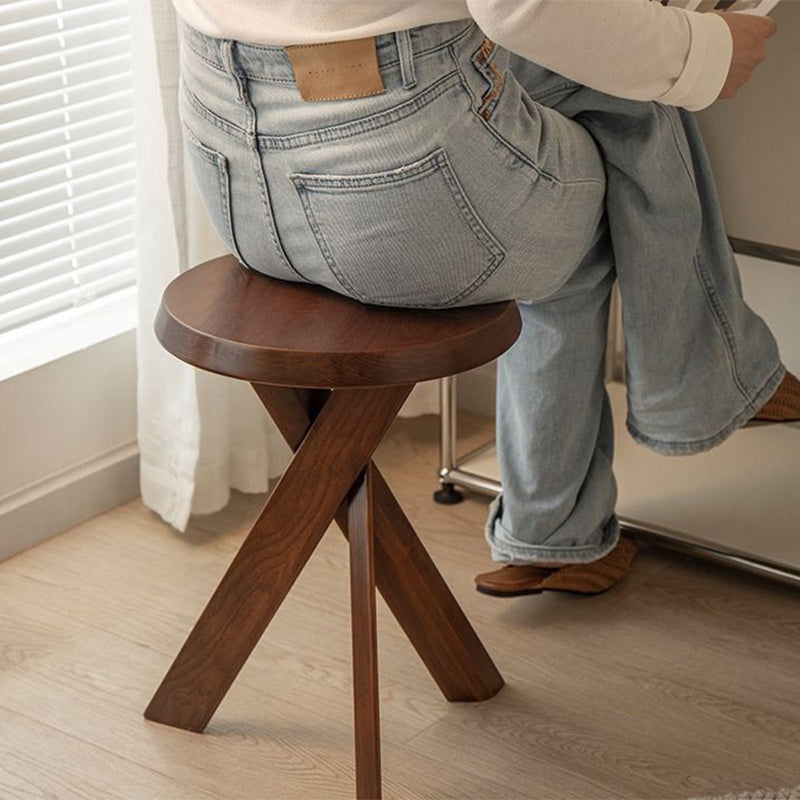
[130,0,438,532]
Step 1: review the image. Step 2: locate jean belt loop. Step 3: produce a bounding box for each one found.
[221,40,247,107]
[395,29,417,90]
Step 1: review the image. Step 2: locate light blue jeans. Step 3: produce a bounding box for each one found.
[177,19,783,564]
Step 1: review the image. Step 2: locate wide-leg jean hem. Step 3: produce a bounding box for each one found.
[485,494,621,564]
[625,361,786,457]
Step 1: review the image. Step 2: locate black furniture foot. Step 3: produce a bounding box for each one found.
[434,483,464,505]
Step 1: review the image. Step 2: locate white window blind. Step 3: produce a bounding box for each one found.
[0,0,136,339]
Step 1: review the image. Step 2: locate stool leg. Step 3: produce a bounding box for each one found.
[254,385,504,703]
[145,384,412,733]
[370,469,504,701]
[348,463,382,800]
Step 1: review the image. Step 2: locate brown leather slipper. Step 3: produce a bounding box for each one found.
[535,536,638,595]
[475,535,638,598]
[746,371,800,426]
[474,563,558,597]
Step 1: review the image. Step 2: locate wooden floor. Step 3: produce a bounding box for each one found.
[2,412,800,800]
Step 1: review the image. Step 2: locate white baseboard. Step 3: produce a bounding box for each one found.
[0,366,489,564]
[0,442,140,562]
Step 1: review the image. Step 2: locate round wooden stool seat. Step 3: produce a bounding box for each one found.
[155,255,521,388]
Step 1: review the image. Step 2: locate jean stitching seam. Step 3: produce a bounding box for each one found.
[216,152,247,267]
[450,43,479,109]
[294,187,366,300]
[242,74,296,85]
[183,40,227,73]
[181,122,218,165]
[396,30,417,89]
[489,511,620,554]
[693,250,753,406]
[476,114,605,187]
[295,171,435,190]
[182,82,249,141]
[242,110,310,282]
[626,361,784,454]
[656,102,698,191]
[257,71,461,150]
[434,150,505,304]
[455,67,603,188]
[290,149,447,189]
[526,83,578,104]
[471,38,504,121]
[657,100,750,401]
[497,542,615,552]
[181,122,247,266]
[480,62,504,119]
[251,135,304,278]
[224,43,310,282]
[456,45,600,186]
[437,150,502,257]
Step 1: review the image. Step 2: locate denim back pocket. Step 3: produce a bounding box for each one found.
[181,122,246,266]
[289,148,504,308]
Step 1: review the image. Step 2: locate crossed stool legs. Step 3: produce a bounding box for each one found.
[145,382,504,799]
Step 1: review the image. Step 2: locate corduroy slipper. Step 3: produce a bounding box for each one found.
[475,535,638,597]
[747,371,800,425]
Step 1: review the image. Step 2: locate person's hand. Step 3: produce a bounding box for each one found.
[711,11,777,100]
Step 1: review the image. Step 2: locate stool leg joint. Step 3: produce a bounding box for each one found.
[144,385,411,735]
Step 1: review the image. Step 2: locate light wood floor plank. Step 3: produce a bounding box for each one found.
[0,705,219,800]
[1,412,799,799]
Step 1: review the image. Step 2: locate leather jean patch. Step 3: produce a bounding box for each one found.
[286,37,386,102]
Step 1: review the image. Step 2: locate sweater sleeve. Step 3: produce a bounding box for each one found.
[464,0,733,111]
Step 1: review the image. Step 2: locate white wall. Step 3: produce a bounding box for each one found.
[738,254,800,375]
[0,331,139,561]
[695,1,800,253]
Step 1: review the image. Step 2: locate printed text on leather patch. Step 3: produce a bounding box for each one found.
[286,37,386,102]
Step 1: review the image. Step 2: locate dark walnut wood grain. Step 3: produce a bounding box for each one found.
[154,255,521,388]
[146,257,513,798]
[253,383,505,703]
[348,463,382,800]
[144,384,413,732]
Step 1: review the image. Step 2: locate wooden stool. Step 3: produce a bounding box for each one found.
[144,255,521,799]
